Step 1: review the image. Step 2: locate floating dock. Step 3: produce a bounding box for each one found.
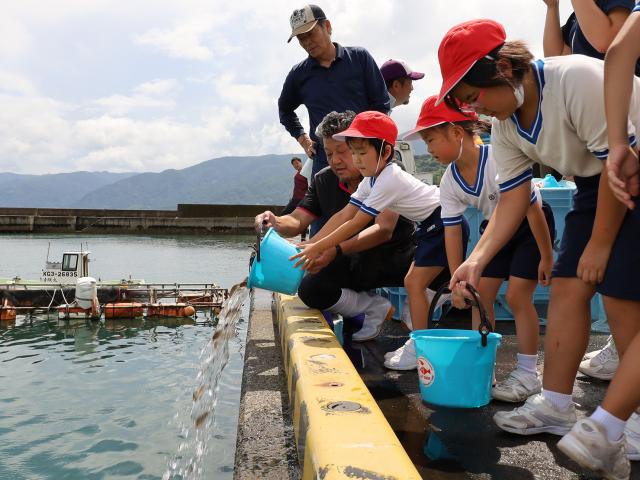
[0,282,227,319]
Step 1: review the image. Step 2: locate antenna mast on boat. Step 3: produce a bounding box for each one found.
[46,242,50,263]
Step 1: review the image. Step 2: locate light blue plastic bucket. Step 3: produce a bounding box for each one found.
[411,329,502,408]
[247,228,304,295]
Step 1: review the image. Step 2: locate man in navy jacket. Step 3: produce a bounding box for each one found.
[278,4,389,180]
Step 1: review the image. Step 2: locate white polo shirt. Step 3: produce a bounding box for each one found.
[349,162,441,222]
[440,144,540,226]
[492,56,640,193]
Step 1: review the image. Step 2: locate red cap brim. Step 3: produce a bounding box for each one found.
[436,61,477,106]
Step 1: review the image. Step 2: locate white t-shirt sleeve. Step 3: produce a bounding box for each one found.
[353,167,399,217]
[349,178,371,210]
[563,59,638,158]
[492,117,536,193]
[440,169,467,226]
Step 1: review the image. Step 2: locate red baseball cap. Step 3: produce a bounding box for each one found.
[436,19,506,105]
[402,95,478,141]
[333,111,398,146]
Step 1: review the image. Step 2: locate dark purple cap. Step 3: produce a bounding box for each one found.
[380,59,425,82]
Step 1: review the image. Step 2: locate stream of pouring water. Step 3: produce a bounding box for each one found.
[163,280,250,480]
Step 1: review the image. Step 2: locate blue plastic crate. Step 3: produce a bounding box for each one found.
[378,287,445,324]
[464,179,576,321]
[379,286,405,321]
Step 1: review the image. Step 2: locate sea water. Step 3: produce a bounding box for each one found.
[0,234,253,480]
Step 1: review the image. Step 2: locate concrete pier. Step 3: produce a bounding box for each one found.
[0,204,283,234]
[237,292,640,479]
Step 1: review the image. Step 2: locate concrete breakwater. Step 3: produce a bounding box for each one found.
[0,204,283,234]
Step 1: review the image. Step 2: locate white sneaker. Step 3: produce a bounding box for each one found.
[384,343,405,361]
[384,338,417,370]
[493,393,576,435]
[400,288,451,332]
[579,337,618,381]
[492,368,542,403]
[352,295,394,342]
[625,412,640,461]
[558,418,630,480]
[582,335,612,360]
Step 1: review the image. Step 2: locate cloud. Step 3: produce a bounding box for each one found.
[0,72,38,96]
[133,14,238,61]
[0,0,577,174]
[91,79,180,116]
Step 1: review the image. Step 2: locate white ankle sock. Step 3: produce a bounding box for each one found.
[328,289,367,318]
[541,389,572,411]
[516,353,538,374]
[591,406,626,442]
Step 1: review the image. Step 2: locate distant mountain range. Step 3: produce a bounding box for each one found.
[0,154,299,209]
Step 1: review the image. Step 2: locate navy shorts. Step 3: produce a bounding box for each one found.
[482,202,556,280]
[553,176,599,278]
[553,175,640,300]
[599,196,640,300]
[414,207,470,268]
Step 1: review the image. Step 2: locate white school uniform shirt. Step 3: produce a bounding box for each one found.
[492,56,640,193]
[349,162,441,222]
[439,144,540,226]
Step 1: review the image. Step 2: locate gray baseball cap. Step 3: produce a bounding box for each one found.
[287,5,326,43]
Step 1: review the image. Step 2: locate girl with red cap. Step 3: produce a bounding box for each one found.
[436,18,640,479]
[292,110,457,371]
[403,95,555,403]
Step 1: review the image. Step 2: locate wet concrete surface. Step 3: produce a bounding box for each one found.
[234,290,300,479]
[348,316,640,480]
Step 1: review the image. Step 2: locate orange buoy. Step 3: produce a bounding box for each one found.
[104,302,144,319]
[0,307,16,322]
[0,299,16,322]
[146,303,196,318]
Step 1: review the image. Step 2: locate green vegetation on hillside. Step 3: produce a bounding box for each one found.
[415,154,447,185]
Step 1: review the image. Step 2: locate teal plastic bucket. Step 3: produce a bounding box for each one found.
[411,329,501,408]
[247,228,304,295]
[413,284,502,408]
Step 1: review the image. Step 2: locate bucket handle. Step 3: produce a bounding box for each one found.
[427,283,493,347]
[249,221,267,269]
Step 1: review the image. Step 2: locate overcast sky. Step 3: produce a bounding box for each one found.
[0,1,574,174]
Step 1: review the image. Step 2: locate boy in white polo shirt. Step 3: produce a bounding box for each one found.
[292,111,465,370]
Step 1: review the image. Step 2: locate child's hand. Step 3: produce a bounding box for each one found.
[577,239,612,285]
[538,255,553,287]
[290,242,323,270]
[607,145,639,210]
[306,248,337,274]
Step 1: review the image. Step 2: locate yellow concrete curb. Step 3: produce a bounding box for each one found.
[276,294,422,480]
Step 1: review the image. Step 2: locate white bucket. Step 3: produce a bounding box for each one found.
[76,277,97,309]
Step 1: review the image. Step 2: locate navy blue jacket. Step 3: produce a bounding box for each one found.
[278,43,390,173]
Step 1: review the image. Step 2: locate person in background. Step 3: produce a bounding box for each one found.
[278,4,390,180]
[255,111,415,342]
[380,59,425,111]
[541,0,638,384]
[281,157,309,217]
